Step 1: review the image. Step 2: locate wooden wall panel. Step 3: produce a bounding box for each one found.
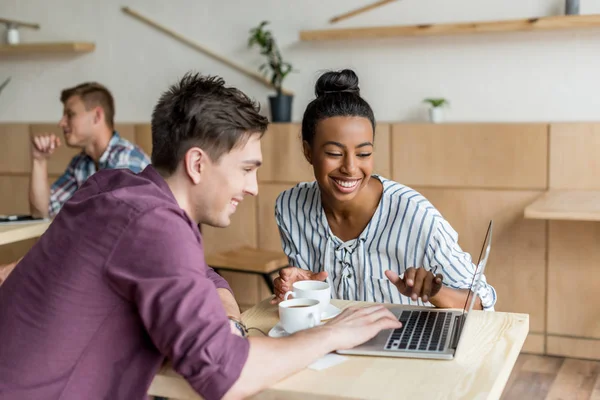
[0,176,31,215]
[415,188,546,333]
[0,124,31,174]
[548,221,600,339]
[257,183,297,252]
[258,124,313,183]
[114,124,136,144]
[0,238,38,265]
[135,124,152,158]
[547,336,600,360]
[218,270,261,308]
[373,123,391,178]
[29,124,137,175]
[549,123,600,190]
[522,333,545,355]
[201,195,257,255]
[4,119,598,359]
[392,124,548,189]
[259,123,391,183]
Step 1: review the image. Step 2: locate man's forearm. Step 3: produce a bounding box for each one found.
[430,286,482,310]
[223,327,335,399]
[29,159,50,218]
[217,288,241,320]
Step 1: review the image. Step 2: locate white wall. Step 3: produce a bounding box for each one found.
[1,0,600,123]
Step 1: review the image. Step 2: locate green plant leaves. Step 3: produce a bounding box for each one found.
[248,21,294,93]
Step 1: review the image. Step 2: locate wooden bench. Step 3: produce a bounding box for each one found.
[206,246,289,294]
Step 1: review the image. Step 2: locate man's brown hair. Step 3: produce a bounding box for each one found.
[60,82,115,129]
[151,72,269,174]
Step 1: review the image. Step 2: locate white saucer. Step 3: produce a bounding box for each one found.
[268,322,290,338]
[267,321,327,338]
[268,305,343,338]
[321,303,342,320]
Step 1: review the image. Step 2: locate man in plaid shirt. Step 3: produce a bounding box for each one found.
[0,82,149,285]
[30,82,150,218]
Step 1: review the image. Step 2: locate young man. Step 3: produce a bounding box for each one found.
[0,73,401,400]
[0,82,150,285]
[30,81,150,218]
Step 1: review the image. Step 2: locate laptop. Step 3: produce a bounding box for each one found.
[0,214,47,225]
[337,220,493,360]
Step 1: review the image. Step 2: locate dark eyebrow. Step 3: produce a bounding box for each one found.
[322,141,373,149]
[323,141,345,148]
[243,159,262,167]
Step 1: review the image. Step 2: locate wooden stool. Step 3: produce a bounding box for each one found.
[206,246,289,294]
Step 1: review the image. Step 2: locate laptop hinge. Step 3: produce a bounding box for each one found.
[450,314,464,349]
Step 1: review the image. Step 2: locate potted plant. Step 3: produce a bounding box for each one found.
[248,21,294,122]
[423,98,449,123]
[565,0,580,15]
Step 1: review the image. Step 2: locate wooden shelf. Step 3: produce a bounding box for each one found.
[0,42,95,55]
[524,190,600,222]
[300,14,600,41]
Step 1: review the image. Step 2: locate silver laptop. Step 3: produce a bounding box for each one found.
[338,220,493,360]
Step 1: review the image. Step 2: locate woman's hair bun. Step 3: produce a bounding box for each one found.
[315,69,360,97]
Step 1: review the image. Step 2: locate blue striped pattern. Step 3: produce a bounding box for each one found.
[275,175,497,311]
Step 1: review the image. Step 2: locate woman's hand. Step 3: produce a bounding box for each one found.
[270,267,328,304]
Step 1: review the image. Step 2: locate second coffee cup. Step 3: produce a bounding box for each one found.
[284,280,331,314]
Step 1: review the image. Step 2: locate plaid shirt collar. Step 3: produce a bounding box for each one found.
[90,131,121,168]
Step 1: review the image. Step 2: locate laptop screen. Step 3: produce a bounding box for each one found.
[461,220,493,315]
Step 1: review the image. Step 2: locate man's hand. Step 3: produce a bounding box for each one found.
[223,304,401,399]
[32,134,61,161]
[320,305,402,350]
[271,267,328,304]
[385,268,443,303]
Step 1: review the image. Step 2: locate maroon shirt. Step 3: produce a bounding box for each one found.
[0,166,249,400]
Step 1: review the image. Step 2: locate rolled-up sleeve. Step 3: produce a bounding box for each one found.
[105,207,249,400]
[425,218,497,311]
[206,267,233,292]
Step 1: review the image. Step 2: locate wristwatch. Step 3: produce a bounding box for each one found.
[228,317,248,338]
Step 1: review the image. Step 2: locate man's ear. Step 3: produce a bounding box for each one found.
[302,141,313,165]
[92,106,104,125]
[184,147,207,184]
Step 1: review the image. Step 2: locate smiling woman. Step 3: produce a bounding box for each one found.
[273,69,498,311]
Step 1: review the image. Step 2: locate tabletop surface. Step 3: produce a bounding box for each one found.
[0,220,51,246]
[149,298,529,400]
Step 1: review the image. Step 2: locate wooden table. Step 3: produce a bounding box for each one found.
[524,190,600,221]
[0,220,51,246]
[149,299,529,400]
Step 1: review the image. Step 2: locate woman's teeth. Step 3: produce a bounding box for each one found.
[334,179,359,188]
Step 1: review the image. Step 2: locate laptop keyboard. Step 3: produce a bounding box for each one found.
[385,310,451,352]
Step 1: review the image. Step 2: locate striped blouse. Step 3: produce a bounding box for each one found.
[274,175,497,311]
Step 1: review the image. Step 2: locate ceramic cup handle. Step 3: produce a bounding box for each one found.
[308,312,319,328]
[284,291,295,301]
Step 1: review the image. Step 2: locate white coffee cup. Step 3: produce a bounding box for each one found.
[278,298,321,334]
[284,280,331,314]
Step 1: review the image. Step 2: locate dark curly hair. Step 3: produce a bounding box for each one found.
[301,69,376,146]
